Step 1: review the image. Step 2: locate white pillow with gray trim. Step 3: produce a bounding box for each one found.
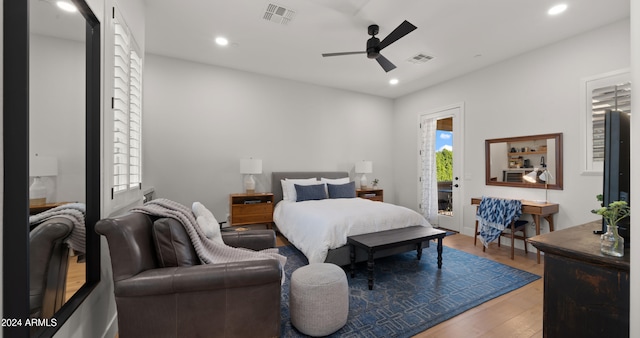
[192,202,224,245]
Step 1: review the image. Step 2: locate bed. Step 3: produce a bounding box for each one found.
[271,171,437,266]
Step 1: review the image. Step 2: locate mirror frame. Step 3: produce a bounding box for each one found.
[485,133,564,190]
[3,0,101,337]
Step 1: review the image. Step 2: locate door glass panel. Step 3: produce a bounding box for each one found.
[436,118,453,216]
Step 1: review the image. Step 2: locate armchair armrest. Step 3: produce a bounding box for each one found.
[113,258,283,337]
[115,259,281,297]
[222,229,276,251]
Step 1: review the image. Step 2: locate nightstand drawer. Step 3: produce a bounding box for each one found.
[229,193,274,226]
[232,203,272,215]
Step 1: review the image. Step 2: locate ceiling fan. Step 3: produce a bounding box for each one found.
[322,20,417,72]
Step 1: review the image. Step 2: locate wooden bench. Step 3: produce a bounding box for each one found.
[347,226,446,290]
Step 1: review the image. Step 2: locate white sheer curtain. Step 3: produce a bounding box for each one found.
[420,116,438,224]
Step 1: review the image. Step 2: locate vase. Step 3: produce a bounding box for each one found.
[600,224,624,257]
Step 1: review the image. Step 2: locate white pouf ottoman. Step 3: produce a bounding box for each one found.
[290,263,349,336]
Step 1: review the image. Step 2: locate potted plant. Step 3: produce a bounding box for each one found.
[591,194,630,257]
[371,178,379,188]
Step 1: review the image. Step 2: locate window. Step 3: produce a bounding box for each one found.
[581,70,631,174]
[112,6,142,195]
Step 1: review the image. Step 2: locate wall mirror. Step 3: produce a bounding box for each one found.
[485,133,563,190]
[3,0,100,337]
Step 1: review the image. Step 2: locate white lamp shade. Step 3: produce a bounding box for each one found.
[30,155,58,177]
[355,161,373,174]
[240,159,262,174]
[523,170,538,183]
[539,170,553,182]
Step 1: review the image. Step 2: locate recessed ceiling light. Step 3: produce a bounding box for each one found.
[548,4,567,15]
[56,1,78,12]
[389,79,399,85]
[215,37,229,46]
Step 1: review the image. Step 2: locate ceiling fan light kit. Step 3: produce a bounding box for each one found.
[322,20,417,73]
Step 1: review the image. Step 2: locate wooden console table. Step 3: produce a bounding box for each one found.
[471,197,559,263]
[528,221,629,337]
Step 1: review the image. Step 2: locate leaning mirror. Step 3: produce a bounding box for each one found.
[485,133,563,190]
[3,0,100,336]
[28,0,87,330]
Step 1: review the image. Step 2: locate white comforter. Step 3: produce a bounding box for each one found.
[273,198,432,263]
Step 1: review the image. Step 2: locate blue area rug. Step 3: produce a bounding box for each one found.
[279,244,540,337]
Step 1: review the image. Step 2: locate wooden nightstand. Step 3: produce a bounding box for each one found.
[229,193,274,228]
[356,189,383,202]
[29,201,71,215]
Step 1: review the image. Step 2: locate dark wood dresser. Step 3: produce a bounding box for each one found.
[528,221,630,338]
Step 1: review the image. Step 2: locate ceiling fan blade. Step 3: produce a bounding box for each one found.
[378,20,417,51]
[376,54,396,72]
[322,51,367,57]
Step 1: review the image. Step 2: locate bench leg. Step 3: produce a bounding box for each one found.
[349,245,355,278]
[367,251,374,290]
[437,237,443,269]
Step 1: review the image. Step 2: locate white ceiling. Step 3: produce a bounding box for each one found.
[145,0,629,98]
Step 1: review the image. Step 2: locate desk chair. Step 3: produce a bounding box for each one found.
[474,197,528,260]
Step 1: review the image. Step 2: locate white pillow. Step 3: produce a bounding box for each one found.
[281,178,318,201]
[192,202,224,245]
[320,177,350,185]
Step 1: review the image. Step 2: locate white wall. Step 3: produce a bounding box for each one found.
[143,55,394,218]
[393,19,630,237]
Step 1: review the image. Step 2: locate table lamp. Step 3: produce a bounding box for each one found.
[523,168,552,203]
[538,169,553,203]
[30,155,58,206]
[240,158,262,194]
[355,160,373,189]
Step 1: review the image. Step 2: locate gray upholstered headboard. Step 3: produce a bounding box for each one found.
[271,171,350,204]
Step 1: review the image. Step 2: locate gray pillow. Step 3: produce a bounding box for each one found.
[152,217,199,267]
[328,181,356,199]
[295,183,327,202]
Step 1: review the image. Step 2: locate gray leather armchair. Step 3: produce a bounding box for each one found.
[29,218,73,319]
[96,212,282,338]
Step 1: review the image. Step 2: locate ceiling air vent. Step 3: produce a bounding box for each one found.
[407,53,435,64]
[263,4,296,25]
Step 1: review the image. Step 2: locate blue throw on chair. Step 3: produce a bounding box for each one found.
[476,197,523,247]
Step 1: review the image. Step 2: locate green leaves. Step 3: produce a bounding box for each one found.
[436,149,453,182]
[591,198,630,227]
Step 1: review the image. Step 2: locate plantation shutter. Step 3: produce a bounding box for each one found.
[112,7,143,195]
[129,50,142,188]
[591,82,631,162]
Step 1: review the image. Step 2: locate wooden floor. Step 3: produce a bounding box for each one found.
[68,229,545,338]
[65,254,86,302]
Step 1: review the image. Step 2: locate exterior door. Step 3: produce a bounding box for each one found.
[419,104,464,232]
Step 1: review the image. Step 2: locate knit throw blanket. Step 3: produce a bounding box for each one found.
[29,202,86,254]
[131,199,287,274]
[476,197,522,247]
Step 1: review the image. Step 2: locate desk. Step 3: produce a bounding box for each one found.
[528,221,629,337]
[471,197,559,263]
